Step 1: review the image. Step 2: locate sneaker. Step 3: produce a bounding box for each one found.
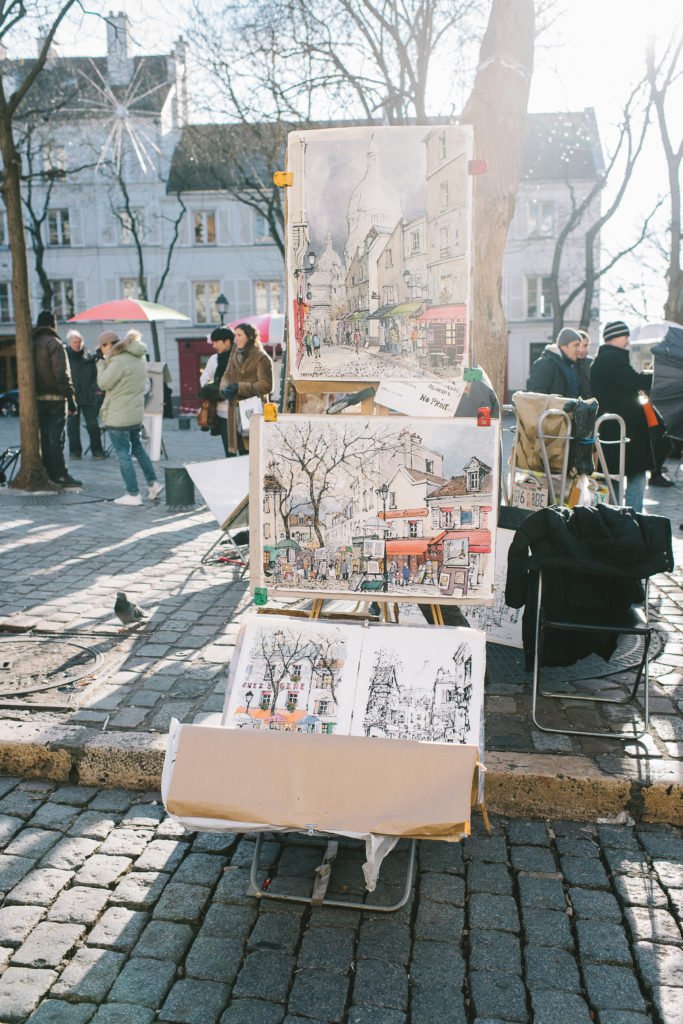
[53,474,82,489]
[148,481,164,500]
[649,473,675,488]
[70,453,82,460]
[114,492,143,506]
[92,452,107,460]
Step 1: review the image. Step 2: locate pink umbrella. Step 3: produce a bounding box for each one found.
[229,313,285,353]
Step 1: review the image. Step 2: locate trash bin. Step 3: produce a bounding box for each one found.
[178,416,191,431]
[164,467,195,507]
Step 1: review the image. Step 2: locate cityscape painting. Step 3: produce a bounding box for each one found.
[250,415,500,604]
[223,616,485,747]
[287,125,473,381]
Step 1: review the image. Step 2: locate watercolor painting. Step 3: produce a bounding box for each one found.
[287,125,473,381]
[251,415,499,604]
[465,529,523,648]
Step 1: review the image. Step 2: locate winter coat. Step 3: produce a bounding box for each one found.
[67,347,99,406]
[590,344,654,475]
[577,356,593,400]
[527,344,580,398]
[219,340,273,453]
[505,504,673,668]
[97,335,150,428]
[32,327,75,403]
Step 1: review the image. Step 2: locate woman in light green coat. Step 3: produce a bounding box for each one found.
[96,330,163,506]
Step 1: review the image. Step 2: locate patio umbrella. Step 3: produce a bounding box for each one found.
[274,538,301,551]
[69,298,190,323]
[363,517,391,531]
[629,321,683,343]
[227,312,284,345]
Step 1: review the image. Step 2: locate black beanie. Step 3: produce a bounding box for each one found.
[210,327,234,343]
[603,320,630,343]
[37,310,56,329]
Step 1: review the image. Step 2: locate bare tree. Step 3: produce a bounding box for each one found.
[0,0,81,490]
[459,0,535,400]
[647,31,683,325]
[255,626,319,714]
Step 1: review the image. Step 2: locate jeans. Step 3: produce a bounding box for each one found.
[625,471,647,513]
[68,403,104,456]
[107,425,158,496]
[38,400,68,481]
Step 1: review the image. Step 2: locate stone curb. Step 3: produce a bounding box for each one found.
[1,721,682,826]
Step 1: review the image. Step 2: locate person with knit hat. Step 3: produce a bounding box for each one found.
[32,310,81,489]
[526,326,582,397]
[590,320,655,512]
[96,329,163,506]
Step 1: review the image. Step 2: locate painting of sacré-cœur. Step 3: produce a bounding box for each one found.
[287,125,473,381]
[251,415,499,604]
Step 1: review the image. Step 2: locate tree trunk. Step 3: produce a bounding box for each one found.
[0,113,52,490]
[460,0,535,402]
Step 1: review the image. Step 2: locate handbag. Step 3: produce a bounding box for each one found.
[239,395,263,433]
[197,399,218,431]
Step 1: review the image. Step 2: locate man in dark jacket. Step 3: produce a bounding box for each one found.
[32,310,81,488]
[526,327,582,397]
[65,330,105,459]
[590,320,654,512]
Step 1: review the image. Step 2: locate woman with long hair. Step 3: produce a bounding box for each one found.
[219,322,273,455]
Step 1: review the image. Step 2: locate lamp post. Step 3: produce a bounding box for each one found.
[244,689,254,715]
[216,293,229,326]
[376,483,390,592]
[403,268,411,300]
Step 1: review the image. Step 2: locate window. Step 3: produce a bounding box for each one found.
[0,282,12,322]
[425,459,434,474]
[254,213,271,244]
[466,468,480,492]
[441,510,453,528]
[259,693,270,711]
[409,521,418,538]
[461,509,474,525]
[382,285,395,305]
[385,249,393,268]
[528,200,556,237]
[527,275,553,318]
[389,491,397,509]
[431,508,439,529]
[314,699,330,716]
[194,281,220,324]
[438,132,447,161]
[255,280,281,314]
[50,279,74,319]
[263,496,270,513]
[286,693,298,712]
[264,523,271,540]
[47,209,70,246]
[439,225,450,257]
[119,208,144,244]
[45,143,66,174]
[440,181,449,209]
[439,273,453,302]
[193,210,216,245]
[410,229,420,254]
[121,277,146,300]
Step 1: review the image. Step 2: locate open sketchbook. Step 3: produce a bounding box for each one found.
[223,615,485,748]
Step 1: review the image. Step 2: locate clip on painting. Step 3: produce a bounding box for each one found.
[273,171,293,187]
[263,402,278,422]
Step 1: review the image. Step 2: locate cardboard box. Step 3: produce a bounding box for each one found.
[165,725,478,839]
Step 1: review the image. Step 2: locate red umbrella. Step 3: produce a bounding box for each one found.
[69,298,190,323]
[228,312,284,345]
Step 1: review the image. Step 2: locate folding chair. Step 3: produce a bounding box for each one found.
[0,447,20,485]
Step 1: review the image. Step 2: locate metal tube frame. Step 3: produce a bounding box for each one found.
[531,570,651,739]
[247,832,417,913]
[537,408,572,505]
[594,413,627,505]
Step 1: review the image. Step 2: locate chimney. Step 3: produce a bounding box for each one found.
[106,10,132,86]
[167,37,189,127]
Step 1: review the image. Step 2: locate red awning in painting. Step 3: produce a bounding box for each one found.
[416,304,467,323]
[385,539,429,556]
[428,528,491,554]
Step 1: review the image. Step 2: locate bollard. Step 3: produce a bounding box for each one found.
[164,467,195,507]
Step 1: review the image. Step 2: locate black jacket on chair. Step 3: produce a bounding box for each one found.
[505,504,673,668]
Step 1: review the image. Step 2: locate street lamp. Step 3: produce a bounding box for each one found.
[403,269,411,299]
[375,483,390,593]
[244,689,254,715]
[216,293,229,326]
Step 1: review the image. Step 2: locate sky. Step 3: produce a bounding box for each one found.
[18,0,683,327]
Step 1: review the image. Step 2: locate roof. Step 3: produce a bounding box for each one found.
[428,471,492,498]
[13,55,173,118]
[402,468,447,485]
[522,109,604,181]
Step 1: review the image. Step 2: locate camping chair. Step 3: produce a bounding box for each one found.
[530,513,673,740]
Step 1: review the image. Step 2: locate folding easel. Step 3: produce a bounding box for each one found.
[201,495,249,569]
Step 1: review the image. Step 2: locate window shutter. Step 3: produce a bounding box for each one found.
[237,280,251,314]
[74,280,87,313]
[177,209,192,246]
[239,206,252,244]
[173,280,191,318]
[218,208,231,244]
[69,207,83,247]
[505,275,524,321]
[100,210,116,246]
[146,209,161,245]
[104,279,118,300]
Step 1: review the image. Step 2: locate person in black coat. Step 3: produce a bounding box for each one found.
[590,321,654,512]
[65,330,105,458]
[526,327,582,397]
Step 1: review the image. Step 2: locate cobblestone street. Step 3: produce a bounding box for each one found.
[0,776,682,1023]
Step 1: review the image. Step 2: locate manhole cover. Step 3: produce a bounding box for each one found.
[0,635,105,696]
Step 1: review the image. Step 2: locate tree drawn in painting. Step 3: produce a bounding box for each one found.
[253,625,346,715]
[269,421,406,546]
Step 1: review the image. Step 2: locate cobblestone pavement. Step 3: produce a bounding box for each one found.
[0,776,681,1024]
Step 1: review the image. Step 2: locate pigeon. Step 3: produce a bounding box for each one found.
[114,592,146,626]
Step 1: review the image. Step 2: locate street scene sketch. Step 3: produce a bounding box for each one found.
[223,616,363,735]
[287,125,473,381]
[355,626,485,746]
[251,415,499,603]
[465,529,523,648]
[223,617,485,745]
